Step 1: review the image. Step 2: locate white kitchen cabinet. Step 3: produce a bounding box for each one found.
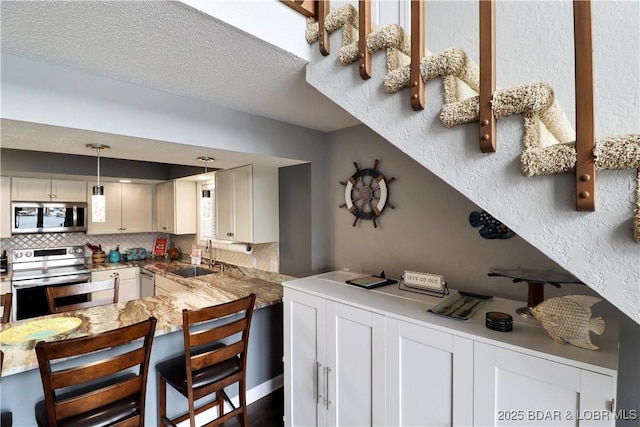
[284,272,620,427]
[157,180,196,235]
[385,318,474,426]
[87,182,152,234]
[11,177,86,202]
[1,177,11,238]
[474,342,616,427]
[154,274,186,296]
[91,267,140,303]
[215,164,278,243]
[284,288,386,427]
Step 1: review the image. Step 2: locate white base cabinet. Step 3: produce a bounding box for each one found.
[284,289,386,427]
[284,273,619,427]
[91,267,140,303]
[154,274,186,296]
[386,318,473,426]
[474,342,616,427]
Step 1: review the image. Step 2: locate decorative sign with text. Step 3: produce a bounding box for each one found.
[399,270,447,296]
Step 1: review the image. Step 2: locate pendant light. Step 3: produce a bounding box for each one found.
[198,156,215,238]
[87,143,110,223]
[198,156,215,195]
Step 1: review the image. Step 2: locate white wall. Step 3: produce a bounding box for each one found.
[306,0,640,324]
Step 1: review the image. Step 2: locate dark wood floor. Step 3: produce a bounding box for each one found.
[223,387,284,427]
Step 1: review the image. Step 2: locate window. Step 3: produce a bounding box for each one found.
[197,181,215,245]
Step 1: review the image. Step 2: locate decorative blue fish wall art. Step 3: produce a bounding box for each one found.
[469,210,515,239]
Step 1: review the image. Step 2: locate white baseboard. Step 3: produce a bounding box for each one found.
[177,374,284,427]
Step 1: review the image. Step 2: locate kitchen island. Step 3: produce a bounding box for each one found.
[0,261,289,426]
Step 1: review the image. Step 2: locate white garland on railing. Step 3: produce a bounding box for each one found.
[306,4,640,241]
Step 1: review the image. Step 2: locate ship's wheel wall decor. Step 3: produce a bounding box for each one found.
[339,159,395,228]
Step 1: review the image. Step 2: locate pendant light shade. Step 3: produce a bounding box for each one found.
[87,144,110,223]
[198,157,215,238]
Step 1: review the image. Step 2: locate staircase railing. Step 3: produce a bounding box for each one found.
[283,0,599,213]
[479,0,496,153]
[573,0,596,211]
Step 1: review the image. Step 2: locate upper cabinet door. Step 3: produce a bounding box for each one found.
[11,177,52,201]
[215,169,235,241]
[156,180,196,235]
[232,165,253,243]
[215,164,278,243]
[121,183,152,233]
[11,178,86,202]
[50,179,86,202]
[1,177,11,238]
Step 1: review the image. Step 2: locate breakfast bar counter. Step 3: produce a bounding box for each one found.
[0,262,290,426]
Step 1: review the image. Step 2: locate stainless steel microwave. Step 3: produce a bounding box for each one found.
[11,202,88,234]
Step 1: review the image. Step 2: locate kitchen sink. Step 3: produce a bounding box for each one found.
[168,266,217,278]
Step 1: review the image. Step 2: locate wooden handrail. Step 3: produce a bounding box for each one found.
[318,0,330,56]
[573,0,596,211]
[359,0,372,79]
[280,0,317,18]
[411,0,425,111]
[479,0,496,153]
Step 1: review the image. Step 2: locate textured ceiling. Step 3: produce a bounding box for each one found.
[0,0,358,166]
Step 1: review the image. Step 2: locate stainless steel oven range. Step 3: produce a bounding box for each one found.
[11,245,91,320]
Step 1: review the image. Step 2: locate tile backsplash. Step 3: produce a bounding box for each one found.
[0,232,167,261]
[170,234,279,273]
[0,233,280,273]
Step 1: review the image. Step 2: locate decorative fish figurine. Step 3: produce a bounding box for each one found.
[531,295,605,350]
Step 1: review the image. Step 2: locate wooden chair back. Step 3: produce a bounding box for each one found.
[183,293,256,382]
[1,292,12,324]
[185,293,256,424]
[46,277,119,314]
[35,316,157,427]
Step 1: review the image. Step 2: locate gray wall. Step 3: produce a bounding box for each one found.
[279,164,312,277]
[1,148,206,180]
[327,125,602,304]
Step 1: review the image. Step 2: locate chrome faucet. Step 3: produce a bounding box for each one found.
[205,240,224,274]
[206,239,215,268]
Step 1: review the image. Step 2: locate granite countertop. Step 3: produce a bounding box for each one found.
[0,260,291,376]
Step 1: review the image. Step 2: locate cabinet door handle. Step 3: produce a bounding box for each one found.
[315,362,322,403]
[325,366,331,409]
[110,272,120,277]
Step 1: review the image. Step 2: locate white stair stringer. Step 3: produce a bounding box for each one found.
[304,6,640,325]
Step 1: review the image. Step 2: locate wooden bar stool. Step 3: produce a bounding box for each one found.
[156,293,256,427]
[1,292,12,323]
[34,316,157,427]
[45,277,119,314]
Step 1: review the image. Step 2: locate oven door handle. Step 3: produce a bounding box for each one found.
[12,274,92,289]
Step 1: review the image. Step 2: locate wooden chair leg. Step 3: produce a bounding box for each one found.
[217,389,225,420]
[158,375,166,427]
[240,379,248,427]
